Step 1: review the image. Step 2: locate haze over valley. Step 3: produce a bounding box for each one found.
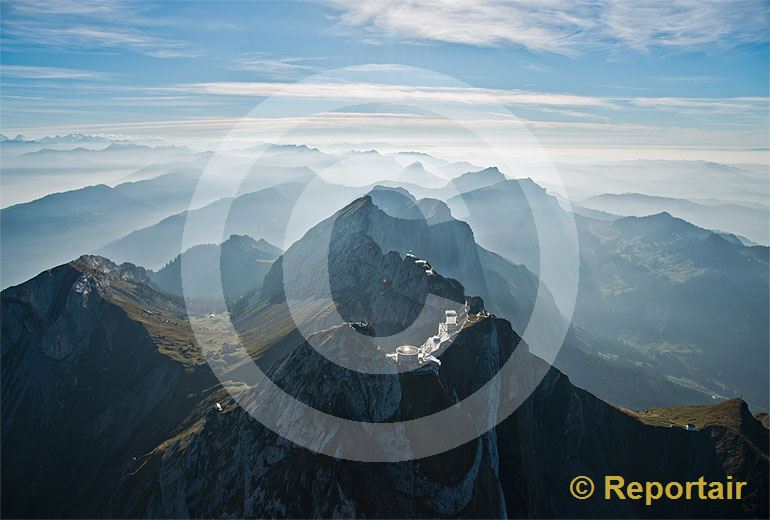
[1,1,768,518]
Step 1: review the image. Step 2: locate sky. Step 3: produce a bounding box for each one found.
[1,0,769,163]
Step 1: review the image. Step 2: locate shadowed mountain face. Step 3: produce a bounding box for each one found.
[450,181,770,409]
[258,191,548,342]
[632,397,769,518]
[2,236,766,517]
[0,256,218,517]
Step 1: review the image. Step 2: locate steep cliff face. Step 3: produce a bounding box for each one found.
[435,316,768,519]
[111,310,767,518]
[1,257,217,517]
[260,194,550,338]
[114,320,507,518]
[263,236,465,339]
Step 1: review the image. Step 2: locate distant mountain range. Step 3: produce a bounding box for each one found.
[450,180,769,409]
[1,141,201,205]
[97,181,362,269]
[95,167,506,272]
[0,171,228,288]
[575,212,769,408]
[582,192,768,245]
[556,159,769,207]
[1,132,115,144]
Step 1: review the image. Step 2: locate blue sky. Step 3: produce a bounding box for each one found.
[1,0,768,162]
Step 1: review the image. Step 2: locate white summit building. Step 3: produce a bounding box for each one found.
[440,310,459,334]
[391,306,467,370]
[389,253,468,369]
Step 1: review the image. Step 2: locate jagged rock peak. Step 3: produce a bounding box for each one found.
[72,254,151,285]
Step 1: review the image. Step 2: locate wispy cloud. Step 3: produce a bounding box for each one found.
[628,96,769,117]
[602,0,769,52]
[322,0,769,54]
[523,64,558,74]
[168,79,769,127]
[231,53,337,79]
[1,0,200,58]
[323,0,595,55]
[172,80,613,108]
[344,63,419,73]
[658,75,721,83]
[1,65,117,80]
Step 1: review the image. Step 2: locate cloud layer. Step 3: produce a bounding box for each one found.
[172,78,769,122]
[324,0,769,54]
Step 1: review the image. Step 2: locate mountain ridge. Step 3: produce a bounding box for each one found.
[3,245,766,517]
